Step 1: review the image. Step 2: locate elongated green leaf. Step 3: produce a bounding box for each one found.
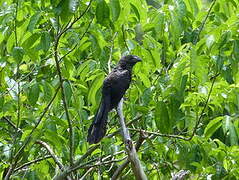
[204,116,223,139]
[27,12,41,32]
[110,0,120,22]
[42,81,53,102]
[155,101,171,133]
[229,122,238,146]
[22,33,40,49]
[96,0,110,27]
[63,81,72,105]
[130,3,140,21]
[28,83,40,106]
[40,32,51,52]
[12,47,24,63]
[88,73,104,107]
[55,0,73,23]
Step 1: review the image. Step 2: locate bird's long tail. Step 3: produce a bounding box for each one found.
[87,100,109,144]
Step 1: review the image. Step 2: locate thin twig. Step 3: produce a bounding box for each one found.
[2,117,23,133]
[193,0,217,44]
[4,1,19,179]
[129,75,217,141]
[14,155,52,172]
[53,144,100,180]
[122,25,130,52]
[13,85,61,162]
[106,115,142,138]
[117,98,147,180]
[57,0,93,39]
[186,74,217,140]
[53,0,94,166]
[128,128,187,140]
[59,19,93,62]
[54,38,74,165]
[36,141,64,170]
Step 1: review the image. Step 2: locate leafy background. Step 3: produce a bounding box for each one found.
[0,0,239,179]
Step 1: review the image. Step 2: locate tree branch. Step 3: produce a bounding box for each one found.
[54,34,74,165]
[112,131,147,180]
[53,0,94,167]
[193,0,217,44]
[128,74,217,142]
[53,144,100,180]
[117,98,147,180]
[14,155,52,172]
[59,19,93,62]
[13,85,61,163]
[36,141,64,170]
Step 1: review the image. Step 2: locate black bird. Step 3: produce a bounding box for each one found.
[87,55,142,144]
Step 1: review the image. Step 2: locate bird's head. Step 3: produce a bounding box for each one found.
[118,55,142,69]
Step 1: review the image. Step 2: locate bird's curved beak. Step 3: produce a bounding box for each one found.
[133,56,142,62]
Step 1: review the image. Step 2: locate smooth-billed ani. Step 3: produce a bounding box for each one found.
[87,55,142,144]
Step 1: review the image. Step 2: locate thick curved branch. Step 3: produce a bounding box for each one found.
[112,131,147,179]
[117,98,147,180]
[36,141,64,170]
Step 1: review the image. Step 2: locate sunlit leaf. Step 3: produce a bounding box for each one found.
[110,0,120,22]
[204,116,223,139]
[27,12,41,32]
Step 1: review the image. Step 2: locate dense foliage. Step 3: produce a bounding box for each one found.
[0,0,239,179]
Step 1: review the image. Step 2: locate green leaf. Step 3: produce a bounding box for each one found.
[22,33,40,49]
[27,12,41,32]
[42,81,53,102]
[204,116,223,139]
[63,81,72,105]
[155,101,171,133]
[130,3,140,21]
[12,47,24,63]
[138,72,151,88]
[28,83,40,106]
[88,73,104,107]
[40,32,51,52]
[55,0,74,23]
[233,40,239,59]
[110,0,121,22]
[6,33,15,53]
[96,0,110,27]
[229,122,238,146]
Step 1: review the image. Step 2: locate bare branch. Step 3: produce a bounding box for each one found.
[54,36,74,165]
[2,117,23,133]
[53,144,100,180]
[112,131,147,180]
[36,141,64,170]
[14,155,52,172]
[117,99,147,180]
[13,85,61,162]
